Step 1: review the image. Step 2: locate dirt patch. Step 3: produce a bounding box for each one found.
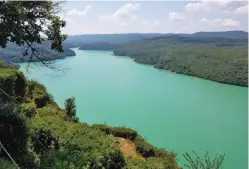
[115,137,138,157]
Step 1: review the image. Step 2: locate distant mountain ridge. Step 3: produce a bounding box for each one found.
[0,42,76,63]
[66,30,248,45]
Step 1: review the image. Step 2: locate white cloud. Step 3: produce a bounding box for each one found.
[234,4,248,14]
[67,5,92,16]
[113,3,141,20]
[168,12,185,22]
[185,1,208,12]
[185,1,248,13]
[221,19,241,27]
[121,22,130,27]
[98,3,141,30]
[141,20,160,27]
[199,17,241,27]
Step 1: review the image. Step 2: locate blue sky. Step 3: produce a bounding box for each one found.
[58,1,248,35]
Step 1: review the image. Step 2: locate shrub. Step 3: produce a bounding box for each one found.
[0,103,28,158]
[134,138,155,158]
[0,159,16,169]
[92,124,137,140]
[71,116,79,123]
[37,106,53,117]
[0,69,26,103]
[40,147,125,169]
[27,80,39,100]
[64,97,76,118]
[111,127,138,140]
[20,103,36,117]
[16,152,38,169]
[34,93,53,108]
[183,151,225,169]
[31,129,59,155]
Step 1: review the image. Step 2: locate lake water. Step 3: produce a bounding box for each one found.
[20,48,248,169]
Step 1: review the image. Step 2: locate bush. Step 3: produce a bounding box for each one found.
[64,97,76,118]
[92,124,138,140]
[71,116,79,123]
[134,138,155,158]
[27,80,39,100]
[0,159,16,169]
[0,69,26,103]
[20,103,36,117]
[183,151,225,169]
[40,146,125,169]
[16,152,38,169]
[34,93,53,108]
[0,103,28,158]
[111,127,138,140]
[92,124,112,134]
[31,129,59,155]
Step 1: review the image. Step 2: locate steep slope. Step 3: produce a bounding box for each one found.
[0,66,181,169]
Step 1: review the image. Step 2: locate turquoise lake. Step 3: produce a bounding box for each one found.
[21,48,248,169]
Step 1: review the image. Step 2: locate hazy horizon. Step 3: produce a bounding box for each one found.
[59,1,248,35]
[66,30,248,36]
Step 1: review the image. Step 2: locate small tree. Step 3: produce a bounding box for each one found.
[183,151,225,169]
[64,97,76,119]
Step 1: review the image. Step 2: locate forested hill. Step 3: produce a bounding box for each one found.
[66,31,248,46]
[0,42,76,63]
[114,36,248,87]
[79,42,120,51]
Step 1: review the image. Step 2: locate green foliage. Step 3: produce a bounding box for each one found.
[31,129,59,155]
[16,151,38,169]
[27,79,39,100]
[125,156,180,169]
[0,159,16,169]
[183,151,225,169]
[65,97,76,118]
[134,137,155,158]
[0,67,181,169]
[114,36,248,86]
[27,79,54,108]
[34,93,53,108]
[20,103,36,117]
[28,109,126,169]
[92,124,138,140]
[0,103,28,158]
[0,59,20,69]
[79,42,120,51]
[0,68,26,102]
[0,1,66,52]
[40,148,125,169]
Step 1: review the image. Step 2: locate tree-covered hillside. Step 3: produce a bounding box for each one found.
[114,36,248,86]
[66,31,248,47]
[79,42,120,51]
[0,42,76,63]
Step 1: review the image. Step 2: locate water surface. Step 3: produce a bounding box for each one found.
[21,49,248,169]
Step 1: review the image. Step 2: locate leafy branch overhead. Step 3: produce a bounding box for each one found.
[0,1,67,59]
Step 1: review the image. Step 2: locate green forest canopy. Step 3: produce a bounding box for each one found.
[114,36,248,86]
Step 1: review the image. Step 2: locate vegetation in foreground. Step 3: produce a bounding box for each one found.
[0,1,226,168]
[0,62,226,169]
[0,67,181,169]
[114,36,248,87]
